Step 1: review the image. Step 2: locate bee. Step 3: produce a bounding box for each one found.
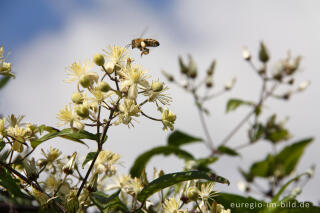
[131,38,160,56]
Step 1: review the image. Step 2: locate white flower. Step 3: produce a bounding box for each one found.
[104,45,128,66]
[242,47,251,60]
[65,60,94,83]
[161,109,176,131]
[57,104,84,130]
[162,197,188,213]
[94,150,120,176]
[114,99,140,126]
[225,77,236,90]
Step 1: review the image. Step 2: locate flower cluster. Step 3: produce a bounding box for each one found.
[57,45,175,131]
[0,45,14,78]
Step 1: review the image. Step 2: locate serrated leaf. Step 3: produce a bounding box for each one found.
[130,146,194,177]
[226,99,254,113]
[0,76,10,90]
[218,145,239,156]
[168,130,202,147]
[137,171,229,202]
[215,193,265,213]
[82,152,96,168]
[90,190,128,212]
[31,127,96,148]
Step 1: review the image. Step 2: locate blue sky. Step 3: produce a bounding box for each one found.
[1,0,319,202]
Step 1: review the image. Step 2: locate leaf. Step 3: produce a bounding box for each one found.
[215,193,265,213]
[274,138,313,177]
[0,168,25,198]
[130,146,194,177]
[82,152,97,168]
[250,154,275,178]
[167,130,202,147]
[262,200,320,213]
[249,138,313,179]
[137,171,229,202]
[195,156,219,171]
[218,145,239,156]
[31,127,96,148]
[90,190,128,212]
[272,172,309,202]
[0,76,10,90]
[226,99,254,113]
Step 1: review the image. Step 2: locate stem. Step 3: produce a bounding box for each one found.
[141,111,162,122]
[196,105,215,151]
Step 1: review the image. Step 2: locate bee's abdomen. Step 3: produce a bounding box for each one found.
[144,39,160,47]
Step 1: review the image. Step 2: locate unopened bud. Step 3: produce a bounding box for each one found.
[87,173,98,192]
[178,56,188,74]
[71,92,84,104]
[259,42,269,63]
[297,80,311,92]
[205,76,213,88]
[23,159,39,181]
[187,56,197,79]
[79,72,99,88]
[93,54,105,66]
[76,105,89,118]
[186,186,199,201]
[225,77,236,90]
[151,81,164,92]
[98,81,111,92]
[288,78,295,85]
[104,61,115,74]
[207,60,216,76]
[242,47,251,61]
[63,152,77,175]
[79,75,91,88]
[162,70,174,82]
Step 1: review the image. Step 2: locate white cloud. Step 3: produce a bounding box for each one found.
[2,0,319,201]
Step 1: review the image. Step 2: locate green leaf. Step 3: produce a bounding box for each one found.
[0,168,25,198]
[272,172,309,202]
[274,138,313,177]
[194,156,219,171]
[0,76,10,90]
[90,190,128,212]
[226,99,254,113]
[82,152,97,168]
[249,138,313,179]
[250,154,275,178]
[218,145,239,156]
[130,146,194,177]
[215,193,265,213]
[167,130,202,147]
[137,171,229,202]
[31,127,96,148]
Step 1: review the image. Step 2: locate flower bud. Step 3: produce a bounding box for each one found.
[71,92,84,104]
[37,159,47,167]
[162,70,174,82]
[178,56,188,74]
[205,76,213,88]
[63,152,77,175]
[151,81,164,92]
[79,75,91,88]
[93,54,105,66]
[259,42,269,63]
[79,72,99,88]
[297,80,311,92]
[87,173,98,192]
[23,159,39,181]
[76,105,90,118]
[207,60,216,76]
[225,77,236,90]
[242,47,251,61]
[98,81,111,92]
[105,61,115,74]
[186,186,199,201]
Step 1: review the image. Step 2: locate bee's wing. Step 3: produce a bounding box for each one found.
[139,26,149,38]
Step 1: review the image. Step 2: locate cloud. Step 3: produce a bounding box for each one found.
[2,0,319,201]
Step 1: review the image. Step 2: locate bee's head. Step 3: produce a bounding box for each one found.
[131,40,136,48]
